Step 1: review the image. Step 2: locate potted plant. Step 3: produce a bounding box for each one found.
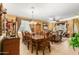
[69,33,79,51]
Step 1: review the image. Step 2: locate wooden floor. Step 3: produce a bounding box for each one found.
[18,32,79,55]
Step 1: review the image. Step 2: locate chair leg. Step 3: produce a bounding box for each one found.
[48,45,51,52]
[43,48,45,55]
[36,49,38,55]
[31,44,33,53]
[27,42,29,50]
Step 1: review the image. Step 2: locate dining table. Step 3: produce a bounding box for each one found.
[32,35,44,40]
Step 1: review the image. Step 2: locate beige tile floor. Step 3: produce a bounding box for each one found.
[18,32,79,55]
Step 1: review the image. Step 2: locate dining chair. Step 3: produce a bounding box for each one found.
[54,34,62,42]
[31,32,44,54]
[25,32,32,50]
[39,36,51,55]
[31,38,38,54]
[21,32,26,43]
[30,32,51,55]
[48,32,54,43]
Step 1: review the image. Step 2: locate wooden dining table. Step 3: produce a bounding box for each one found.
[32,35,44,40]
[31,35,45,54]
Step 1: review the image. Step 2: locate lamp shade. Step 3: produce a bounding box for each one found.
[18,20,32,33]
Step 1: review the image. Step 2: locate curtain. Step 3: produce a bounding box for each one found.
[74,18,79,32]
[18,20,31,33]
[16,17,21,32]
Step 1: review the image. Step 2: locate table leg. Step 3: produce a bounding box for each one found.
[36,42,38,55]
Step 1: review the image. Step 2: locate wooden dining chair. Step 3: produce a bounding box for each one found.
[21,32,26,43]
[39,37,51,55]
[48,32,54,43]
[31,38,38,54]
[25,32,32,50]
[31,34,51,55]
[31,35,45,55]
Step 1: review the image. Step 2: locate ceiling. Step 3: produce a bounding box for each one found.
[3,3,79,20]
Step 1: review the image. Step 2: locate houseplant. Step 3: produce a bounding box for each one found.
[69,33,79,51]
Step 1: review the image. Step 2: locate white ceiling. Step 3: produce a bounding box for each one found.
[3,3,79,20]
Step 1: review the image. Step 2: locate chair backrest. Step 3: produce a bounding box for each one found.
[22,32,25,37]
[25,32,32,41]
[41,36,50,47]
[44,31,50,39]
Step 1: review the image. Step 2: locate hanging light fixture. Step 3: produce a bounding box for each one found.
[30,5,40,20]
[31,6,35,19]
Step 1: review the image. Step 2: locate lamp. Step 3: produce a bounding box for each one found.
[31,6,35,19]
[30,6,39,19]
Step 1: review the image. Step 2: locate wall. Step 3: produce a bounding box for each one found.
[74,18,79,32]
[0,3,3,36]
[48,23,53,30]
[48,22,55,31]
[67,20,73,37]
[6,14,16,22]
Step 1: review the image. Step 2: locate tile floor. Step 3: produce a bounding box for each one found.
[18,32,79,55]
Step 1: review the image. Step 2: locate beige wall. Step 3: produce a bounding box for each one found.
[48,23,53,30]
[0,3,3,35]
[6,14,16,22]
[48,22,56,31]
[67,20,73,37]
[74,18,79,32]
[48,23,55,30]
